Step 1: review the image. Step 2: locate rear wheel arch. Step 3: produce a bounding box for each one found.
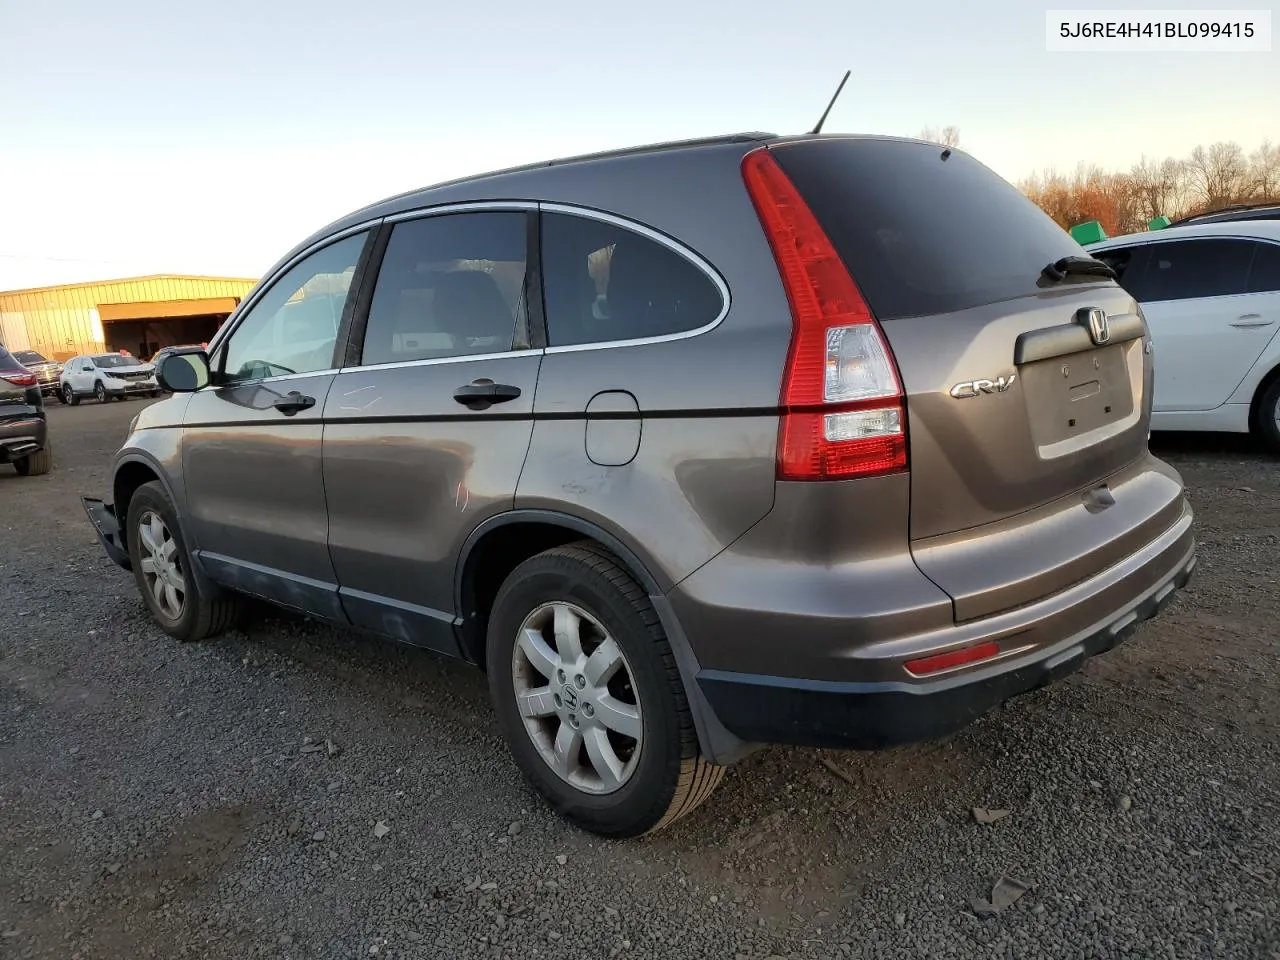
[454,511,669,668]
[455,510,754,766]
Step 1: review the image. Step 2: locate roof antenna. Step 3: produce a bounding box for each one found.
[809,70,851,135]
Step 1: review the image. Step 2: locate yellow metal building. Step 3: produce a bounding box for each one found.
[0,275,258,362]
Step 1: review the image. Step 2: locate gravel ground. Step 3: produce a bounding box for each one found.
[2,399,1278,960]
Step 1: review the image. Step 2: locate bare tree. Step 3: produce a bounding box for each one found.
[1249,140,1280,199]
[1020,138,1279,230]
[1129,156,1188,222]
[1186,142,1250,209]
[918,126,960,147]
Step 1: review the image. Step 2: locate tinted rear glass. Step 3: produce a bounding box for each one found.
[770,139,1088,319]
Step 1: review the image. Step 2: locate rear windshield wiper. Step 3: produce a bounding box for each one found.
[1042,256,1117,283]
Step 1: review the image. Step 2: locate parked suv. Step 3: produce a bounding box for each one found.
[11,349,64,399]
[60,353,161,404]
[83,133,1196,836]
[0,346,52,475]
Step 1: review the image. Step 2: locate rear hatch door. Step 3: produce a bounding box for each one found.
[771,138,1179,621]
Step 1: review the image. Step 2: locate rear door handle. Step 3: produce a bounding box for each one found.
[273,391,316,416]
[453,380,521,409]
[1231,314,1272,328]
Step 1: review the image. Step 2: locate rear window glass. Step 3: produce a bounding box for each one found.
[540,213,723,347]
[1248,241,1280,293]
[770,139,1089,319]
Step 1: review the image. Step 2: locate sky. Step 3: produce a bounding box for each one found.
[1,0,1276,291]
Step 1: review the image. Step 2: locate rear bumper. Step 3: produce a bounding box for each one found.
[0,417,47,461]
[83,497,132,570]
[691,501,1195,750]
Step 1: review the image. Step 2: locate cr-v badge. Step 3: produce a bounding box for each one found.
[949,374,1017,399]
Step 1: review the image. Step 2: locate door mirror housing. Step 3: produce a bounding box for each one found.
[157,350,211,392]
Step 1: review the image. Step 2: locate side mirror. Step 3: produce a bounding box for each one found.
[157,350,210,393]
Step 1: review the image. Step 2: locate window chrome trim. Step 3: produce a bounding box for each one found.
[339,348,542,375]
[383,200,539,223]
[196,367,343,392]
[204,221,382,358]
[537,202,731,354]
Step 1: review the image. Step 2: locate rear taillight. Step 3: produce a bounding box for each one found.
[0,370,37,388]
[742,148,906,481]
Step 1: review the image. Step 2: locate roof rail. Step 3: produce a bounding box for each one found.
[1170,202,1280,226]
[358,132,779,215]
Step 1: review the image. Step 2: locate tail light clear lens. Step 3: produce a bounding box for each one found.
[825,324,899,402]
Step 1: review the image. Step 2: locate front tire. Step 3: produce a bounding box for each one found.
[13,445,52,476]
[94,382,108,403]
[125,481,241,641]
[486,542,723,837]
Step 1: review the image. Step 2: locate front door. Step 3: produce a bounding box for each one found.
[322,209,540,655]
[182,230,372,618]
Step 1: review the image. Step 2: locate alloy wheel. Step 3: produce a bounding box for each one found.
[137,510,186,620]
[510,601,643,795]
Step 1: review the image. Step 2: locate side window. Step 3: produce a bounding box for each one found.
[1139,238,1253,302]
[1247,241,1280,294]
[540,212,724,347]
[219,232,367,383]
[360,212,527,366]
[1093,245,1151,300]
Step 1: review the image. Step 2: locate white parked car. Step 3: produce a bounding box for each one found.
[59,353,161,405]
[1087,220,1280,448]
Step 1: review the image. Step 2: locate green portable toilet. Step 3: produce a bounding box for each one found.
[1148,216,1171,230]
[1070,220,1107,245]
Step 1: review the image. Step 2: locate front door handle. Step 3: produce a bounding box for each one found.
[453,380,521,410]
[1231,314,1272,328]
[273,391,316,416]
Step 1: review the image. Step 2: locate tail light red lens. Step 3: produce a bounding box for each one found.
[741,148,906,481]
[1,370,37,388]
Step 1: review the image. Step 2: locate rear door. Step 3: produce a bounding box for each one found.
[770,137,1178,620]
[323,208,541,657]
[1118,237,1269,411]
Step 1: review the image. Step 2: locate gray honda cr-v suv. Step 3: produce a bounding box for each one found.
[84,132,1196,836]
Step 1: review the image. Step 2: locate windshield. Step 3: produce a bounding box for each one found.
[14,350,47,365]
[93,355,135,368]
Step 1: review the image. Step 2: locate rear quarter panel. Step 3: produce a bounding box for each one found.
[514,145,793,588]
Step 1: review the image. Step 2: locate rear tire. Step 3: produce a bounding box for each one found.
[13,446,52,476]
[486,542,723,837]
[1254,377,1280,454]
[63,384,79,406]
[126,480,241,641]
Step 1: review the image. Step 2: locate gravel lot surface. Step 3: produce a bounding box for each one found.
[2,399,1278,959]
